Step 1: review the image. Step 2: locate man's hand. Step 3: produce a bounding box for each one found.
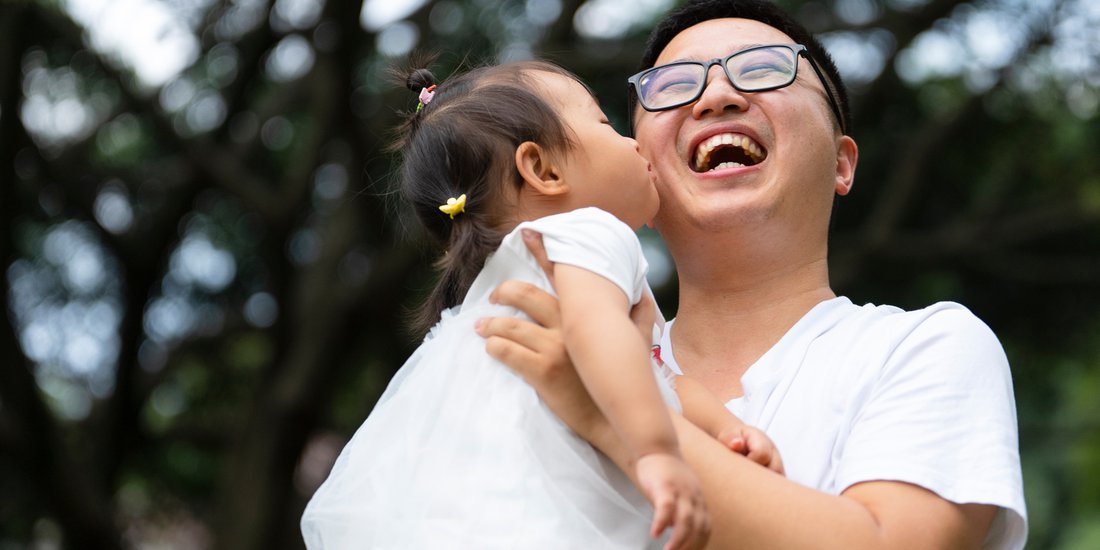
[478,278,611,441]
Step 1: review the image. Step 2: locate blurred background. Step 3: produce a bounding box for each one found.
[1,0,1098,548]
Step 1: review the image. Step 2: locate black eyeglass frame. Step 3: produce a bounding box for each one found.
[627,44,846,135]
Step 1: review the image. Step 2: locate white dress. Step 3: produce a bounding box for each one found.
[302,207,677,549]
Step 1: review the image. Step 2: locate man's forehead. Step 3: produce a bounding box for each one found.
[656,18,793,64]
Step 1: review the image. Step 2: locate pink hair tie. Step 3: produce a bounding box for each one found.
[416,85,437,112]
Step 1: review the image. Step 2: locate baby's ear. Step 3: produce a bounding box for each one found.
[515,141,569,196]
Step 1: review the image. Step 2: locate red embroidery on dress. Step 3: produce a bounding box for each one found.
[651,345,663,365]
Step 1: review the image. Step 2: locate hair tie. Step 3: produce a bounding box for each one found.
[416,85,437,112]
[438,194,466,219]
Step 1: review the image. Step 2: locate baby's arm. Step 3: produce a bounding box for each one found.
[675,376,784,475]
[555,263,707,549]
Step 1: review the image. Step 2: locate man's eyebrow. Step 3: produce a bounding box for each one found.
[662,43,769,64]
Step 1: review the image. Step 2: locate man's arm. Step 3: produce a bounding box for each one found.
[672,413,996,549]
[478,280,997,550]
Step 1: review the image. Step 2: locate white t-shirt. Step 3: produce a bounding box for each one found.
[660,297,1027,550]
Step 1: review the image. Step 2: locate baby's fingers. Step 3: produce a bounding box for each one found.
[650,490,675,540]
[664,494,708,550]
[726,434,747,455]
[769,448,786,475]
[664,503,691,550]
[743,430,784,473]
[745,442,771,466]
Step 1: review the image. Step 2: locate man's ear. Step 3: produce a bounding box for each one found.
[515,141,569,196]
[834,135,858,196]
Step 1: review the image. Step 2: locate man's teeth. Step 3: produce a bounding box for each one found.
[712,161,743,170]
[693,133,765,172]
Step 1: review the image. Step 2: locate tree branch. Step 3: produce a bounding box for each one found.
[1,4,124,547]
[33,2,286,221]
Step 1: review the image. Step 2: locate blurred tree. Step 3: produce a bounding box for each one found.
[0,0,1098,549]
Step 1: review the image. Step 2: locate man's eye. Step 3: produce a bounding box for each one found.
[732,51,796,85]
[657,79,697,92]
[646,71,699,96]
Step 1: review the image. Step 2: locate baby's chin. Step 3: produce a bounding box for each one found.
[643,197,661,227]
[629,206,660,231]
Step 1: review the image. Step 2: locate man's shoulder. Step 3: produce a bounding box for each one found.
[832,299,995,343]
[822,300,1009,386]
[804,299,1006,378]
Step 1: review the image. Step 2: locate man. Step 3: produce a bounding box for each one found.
[476,0,1027,548]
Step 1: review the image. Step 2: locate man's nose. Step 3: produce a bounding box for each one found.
[692,64,750,119]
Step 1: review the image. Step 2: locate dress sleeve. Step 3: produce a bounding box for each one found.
[835,304,1027,549]
[520,208,648,305]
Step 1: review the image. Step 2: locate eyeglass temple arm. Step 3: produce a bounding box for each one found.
[801,53,847,135]
[627,83,638,137]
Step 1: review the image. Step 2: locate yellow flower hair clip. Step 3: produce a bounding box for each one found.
[438,194,467,219]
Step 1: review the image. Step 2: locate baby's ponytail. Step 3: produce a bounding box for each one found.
[411,219,503,334]
[405,67,435,95]
[388,54,438,152]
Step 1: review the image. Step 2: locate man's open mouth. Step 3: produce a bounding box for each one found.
[692,133,766,172]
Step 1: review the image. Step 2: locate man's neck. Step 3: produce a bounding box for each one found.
[669,257,835,401]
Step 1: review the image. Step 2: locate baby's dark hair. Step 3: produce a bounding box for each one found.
[392,58,586,336]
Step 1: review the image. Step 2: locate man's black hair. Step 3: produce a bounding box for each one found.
[632,0,851,134]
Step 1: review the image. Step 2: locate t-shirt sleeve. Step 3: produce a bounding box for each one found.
[519,208,648,305]
[835,305,1027,549]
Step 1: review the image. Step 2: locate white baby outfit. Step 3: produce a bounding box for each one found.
[302,207,674,549]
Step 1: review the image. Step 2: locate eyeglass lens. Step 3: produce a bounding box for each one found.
[637,46,798,110]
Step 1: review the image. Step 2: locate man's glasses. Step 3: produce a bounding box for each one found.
[628,44,846,134]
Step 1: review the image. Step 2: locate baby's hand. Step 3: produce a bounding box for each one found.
[635,453,710,550]
[718,425,785,475]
